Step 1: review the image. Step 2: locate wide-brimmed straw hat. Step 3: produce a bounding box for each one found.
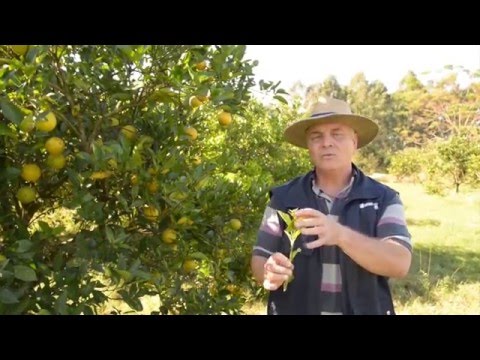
[284,96,379,149]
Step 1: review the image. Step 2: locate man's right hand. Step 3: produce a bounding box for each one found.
[263,252,294,291]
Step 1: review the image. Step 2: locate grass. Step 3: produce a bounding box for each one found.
[243,182,480,315]
[387,181,480,314]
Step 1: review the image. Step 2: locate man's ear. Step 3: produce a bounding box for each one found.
[353,131,359,149]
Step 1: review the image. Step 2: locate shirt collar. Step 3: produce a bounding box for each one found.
[311,168,357,200]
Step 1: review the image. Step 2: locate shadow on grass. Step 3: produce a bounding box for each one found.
[406,218,441,227]
[392,243,480,306]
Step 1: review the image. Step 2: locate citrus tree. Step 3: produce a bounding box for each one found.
[0,45,286,314]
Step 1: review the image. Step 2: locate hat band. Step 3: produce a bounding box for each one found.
[310,111,336,117]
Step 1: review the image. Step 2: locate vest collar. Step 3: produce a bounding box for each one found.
[306,163,382,203]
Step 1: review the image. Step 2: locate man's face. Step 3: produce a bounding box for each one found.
[306,122,358,171]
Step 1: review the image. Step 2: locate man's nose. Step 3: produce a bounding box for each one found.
[321,134,334,147]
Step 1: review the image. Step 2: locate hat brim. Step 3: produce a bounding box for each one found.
[284,114,379,149]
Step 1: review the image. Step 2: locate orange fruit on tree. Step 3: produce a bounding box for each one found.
[143,206,159,222]
[21,164,41,183]
[194,61,207,71]
[162,229,177,244]
[17,186,37,204]
[36,112,57,132]
[19,118,35,132]
[121,125,137,140]
[218,111,232,127]
[182,259,198,273]
[47,154,66,170]
[11,45,29,56]
[229,218,242,231]
[184,127,198,141]
[189,96,202,108]
[45,137,65,155]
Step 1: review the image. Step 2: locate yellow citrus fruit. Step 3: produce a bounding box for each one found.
[36,112,57,132]
[107,159,118,169]
[147,167,158,176]
[182,259,198,273]
[143,206,159,222]
[170,191,187,201]
[47,154,66,170]
[162,229,177,244]
[45,137,65,155]
[147,180,159,193]
[21,164,41,183]
[11,45,29,56]
[197,95,209,103]
[226,284,238,294]
[194,61,207,71]
[177,216,193,226]
[139,135,154,148]
[229,218,242,231]
[130,174,139,185]
[216,249,227,258]
[184,127,198,141]
[218,111,232,126]
[71,104,80,117]
[17,186,37,204]
[189,96,202,108]
[90,171,112,180]
[19,118,35,132]
[192,156,202,165]
[121,125,137,140]
[110,117,120,126]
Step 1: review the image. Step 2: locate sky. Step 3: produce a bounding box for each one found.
[244,45,480,95]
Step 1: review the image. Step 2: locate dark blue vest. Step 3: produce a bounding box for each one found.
[267,165,398,315]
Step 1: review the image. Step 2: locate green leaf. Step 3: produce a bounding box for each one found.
[277,210,292,227]
[111,93,131,100]
[14,265,37,282]
[273,95,288,105]
[76,151,92,163]
[16,240,33,253]
[0,98,24,125]
[0,288,19,304]
[0,123,17,138]
[105,226,114,243]
[53,252,64,271]
[286,230,301,245]
[116,269,133,282]
[4,167,21,179]
[38,221,51,233]
[118,289,143,312]
[189,252,208,261]
[117,45,133,55]
[73,78,90,91]
[54,291,68,314]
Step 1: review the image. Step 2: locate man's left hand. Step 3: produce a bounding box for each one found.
[294,208,345,249]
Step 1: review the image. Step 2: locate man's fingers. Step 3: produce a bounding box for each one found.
[265,262,293,276]
[295,208,325,219]
[295,217,321,229]
[263,279,280,291]
[265,271,289,283]
[299,225,325,236]
[270,252,293,268]
[305,237,326,249]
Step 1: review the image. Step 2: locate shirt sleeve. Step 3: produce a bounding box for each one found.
[252,196,283,258]
[376,194,412,252]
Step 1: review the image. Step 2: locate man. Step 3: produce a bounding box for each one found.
[251,96,412,315]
